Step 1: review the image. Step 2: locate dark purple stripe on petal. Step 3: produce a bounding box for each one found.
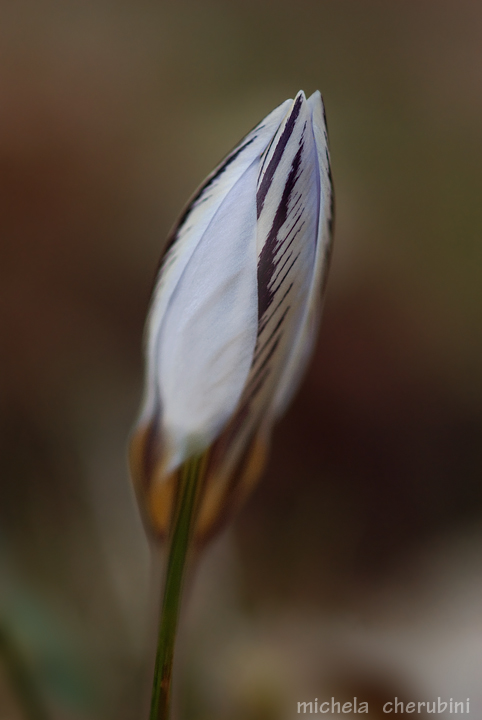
[257,282,293,336]
[256,93,303,218]
[268,252,300,303]
[257,141,304,320]
[257,133,277,183]
[253,305,290,365]
[245,335,281,393]
[275,220,305,268]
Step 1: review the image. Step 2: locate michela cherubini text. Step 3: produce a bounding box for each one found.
[297,697,471,714]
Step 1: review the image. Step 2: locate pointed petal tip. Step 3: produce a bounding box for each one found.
[288,90,307,114]
[307,90,325,115]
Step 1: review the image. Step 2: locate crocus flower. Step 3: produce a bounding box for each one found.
[130,90,333,544]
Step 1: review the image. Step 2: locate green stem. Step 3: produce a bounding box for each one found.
[149,454,204,720]
[0,623,50,720]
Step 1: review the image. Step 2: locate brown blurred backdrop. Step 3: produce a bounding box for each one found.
[1,1,482,719]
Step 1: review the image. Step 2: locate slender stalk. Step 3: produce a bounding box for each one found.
[149,453,205,720]
[0,623,50,720]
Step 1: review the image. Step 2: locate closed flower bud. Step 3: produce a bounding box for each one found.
[130,90,333,544]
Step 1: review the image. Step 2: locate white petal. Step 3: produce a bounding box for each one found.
[140,99,293,427]
[269,90,334,417]
[157,159,261,469]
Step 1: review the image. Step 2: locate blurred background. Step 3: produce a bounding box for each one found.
[1,1,482,718]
